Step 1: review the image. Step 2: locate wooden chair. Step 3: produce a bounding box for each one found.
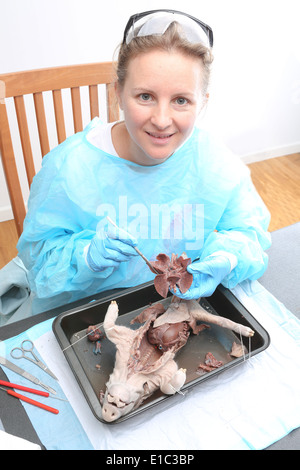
[0,62,119,237]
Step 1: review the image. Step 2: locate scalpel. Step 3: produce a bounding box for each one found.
[0,356,56,395]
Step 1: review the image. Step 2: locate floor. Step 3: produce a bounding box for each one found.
[248,153,300,232]
[0,153,299,270]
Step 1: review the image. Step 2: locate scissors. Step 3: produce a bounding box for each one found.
[10,339,58,381]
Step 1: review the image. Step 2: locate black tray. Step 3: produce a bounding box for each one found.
[52,282,270,423]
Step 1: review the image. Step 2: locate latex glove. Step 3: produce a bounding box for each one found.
[172,253,236,300]
[86,226,138,272]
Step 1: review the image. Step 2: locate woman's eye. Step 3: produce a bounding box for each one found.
[176,97,188,105]
[140,93,152,101]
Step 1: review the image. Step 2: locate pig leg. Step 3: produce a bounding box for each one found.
[103,301,135,345]
[188,300,254,337]
[160,366,187,395]
[103,300,119,330]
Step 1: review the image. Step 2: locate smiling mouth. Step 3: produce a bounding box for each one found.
[146,131,174,140]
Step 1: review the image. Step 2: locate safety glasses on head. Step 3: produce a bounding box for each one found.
[123,9,213,48]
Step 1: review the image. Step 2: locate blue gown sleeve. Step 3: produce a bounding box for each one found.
[17,136,114,300]
[199,165,272,288]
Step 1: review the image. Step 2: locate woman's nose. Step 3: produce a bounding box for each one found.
[150,104,172,129]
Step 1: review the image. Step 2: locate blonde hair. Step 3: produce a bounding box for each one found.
[116,22,214,95]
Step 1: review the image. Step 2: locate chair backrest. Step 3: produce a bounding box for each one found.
[0,62,119,237]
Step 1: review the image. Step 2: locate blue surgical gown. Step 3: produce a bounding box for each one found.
[17,118,271,313]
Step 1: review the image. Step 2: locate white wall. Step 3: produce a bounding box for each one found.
[1,0,300,221]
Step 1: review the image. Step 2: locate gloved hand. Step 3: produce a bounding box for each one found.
[86,226,138,272]
[172,253,236,300]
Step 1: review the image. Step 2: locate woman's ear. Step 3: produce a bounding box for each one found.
[196,92,209,123]
[197,92,209,116]
[202,92,209,109]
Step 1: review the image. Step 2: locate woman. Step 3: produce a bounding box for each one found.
[16,10,271,313]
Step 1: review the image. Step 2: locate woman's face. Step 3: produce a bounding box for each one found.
[116,49,206,166]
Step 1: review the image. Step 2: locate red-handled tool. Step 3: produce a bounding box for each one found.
[0,379,49,397]
[0,381,59,415]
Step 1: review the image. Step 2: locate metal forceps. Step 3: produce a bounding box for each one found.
[10,340,58,381]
